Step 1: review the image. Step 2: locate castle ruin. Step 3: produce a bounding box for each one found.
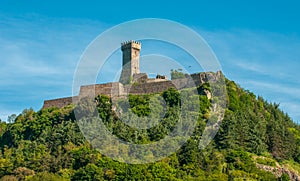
[42,40,222,109]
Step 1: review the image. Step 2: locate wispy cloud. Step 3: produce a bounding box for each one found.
[0,14,108,121]
[234,61,269,75]
[246,80,300,99]
[198,28,300,121]
[200,29,300,76]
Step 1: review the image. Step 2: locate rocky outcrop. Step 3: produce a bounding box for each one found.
[256,163,300,180]
[190,71,223,85]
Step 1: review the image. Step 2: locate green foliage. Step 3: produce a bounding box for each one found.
[170,69,186,80]
[280,173,290,181]
[255,157,276,166]
[162,88,180,107]
[128,94,151,117]
[26,172,68,181]
[282,159,300,175]
[7,114,16,124]
[95,95,112,121]
[215,79,298,161]
[72,164,103,181]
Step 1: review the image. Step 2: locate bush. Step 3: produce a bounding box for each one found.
[25,172,67,181]
[255,157,276,166]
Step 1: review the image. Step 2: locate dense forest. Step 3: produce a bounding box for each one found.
[0,78,300,180]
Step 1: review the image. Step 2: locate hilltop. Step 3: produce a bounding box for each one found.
[1,41,299,180]
[0,77,300,180]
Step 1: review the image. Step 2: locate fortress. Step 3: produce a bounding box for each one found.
[43,40,223,109]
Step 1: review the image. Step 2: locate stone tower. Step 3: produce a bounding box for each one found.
[119,40,141,84]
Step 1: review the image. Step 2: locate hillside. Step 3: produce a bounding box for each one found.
[0,78,300,180]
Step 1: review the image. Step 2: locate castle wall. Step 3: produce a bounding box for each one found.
[125,81,176,95]
[42,72,223,109]
[79,82,123,98]
[171,77,197,89]
[42,83,124,109]
[146,78,168,83]
[43,96,78,109]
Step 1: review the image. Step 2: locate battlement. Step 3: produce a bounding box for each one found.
[121,40,141,51]
[121,40,141,46]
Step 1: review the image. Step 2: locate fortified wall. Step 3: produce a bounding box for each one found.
[43,96,76,109]
[42,71,223,109]
[42,40,223,109]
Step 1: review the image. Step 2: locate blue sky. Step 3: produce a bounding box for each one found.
[0,1,300,122]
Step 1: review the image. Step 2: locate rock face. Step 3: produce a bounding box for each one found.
[190,71,224,85]
[256,163,300,180]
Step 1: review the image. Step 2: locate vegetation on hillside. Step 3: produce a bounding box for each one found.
[0,79,299,180]
[170,69,187,80]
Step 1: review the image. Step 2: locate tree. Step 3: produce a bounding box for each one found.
[26,172,68,181]
[72,164,103,181]
[7,114,16,124]
[162,88,180,107]
[170,69,186,80]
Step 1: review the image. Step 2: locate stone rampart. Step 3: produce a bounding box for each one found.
[43,96,78,109]
[125,81,176,95]
[42,71,223,109]
[79,82,123,98]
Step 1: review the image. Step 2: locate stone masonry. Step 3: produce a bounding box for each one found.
[119,40,141,84]
[42,40,223,109]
